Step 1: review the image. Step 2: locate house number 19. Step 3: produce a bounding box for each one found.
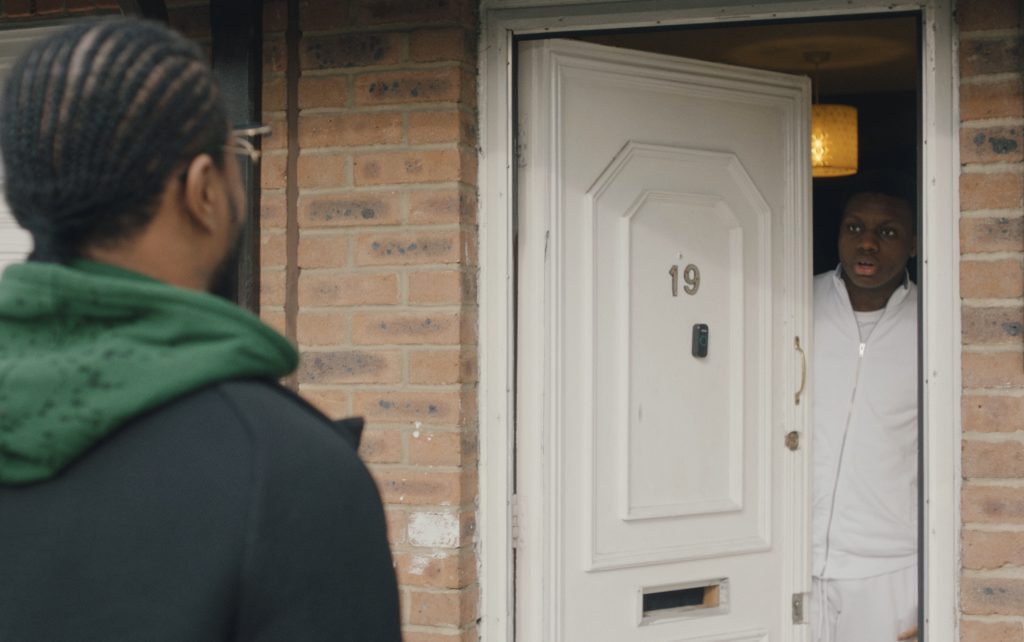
[669,263,701,296]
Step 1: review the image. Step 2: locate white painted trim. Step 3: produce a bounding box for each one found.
[477,3,959,642]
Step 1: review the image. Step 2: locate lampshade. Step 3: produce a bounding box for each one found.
[811,104,858,177]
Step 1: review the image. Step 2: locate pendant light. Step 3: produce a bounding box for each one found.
[806,51,858,178]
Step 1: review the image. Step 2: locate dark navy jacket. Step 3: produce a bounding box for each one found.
[0,380,401,641]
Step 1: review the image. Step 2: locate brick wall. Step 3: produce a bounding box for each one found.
[0,0,119,20]
[0,1,481,638]
[260,2,480,641]
[958,0,1024,639]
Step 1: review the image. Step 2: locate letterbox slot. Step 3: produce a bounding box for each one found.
[640,579,727,625]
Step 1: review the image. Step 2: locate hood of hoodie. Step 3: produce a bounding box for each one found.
[0,260,298,485]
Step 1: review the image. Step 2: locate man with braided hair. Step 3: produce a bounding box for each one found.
[0,19,401,641]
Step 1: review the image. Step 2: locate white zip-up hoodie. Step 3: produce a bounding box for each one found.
[812,266,918,580]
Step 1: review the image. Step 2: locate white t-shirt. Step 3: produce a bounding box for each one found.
[854,308,885,341]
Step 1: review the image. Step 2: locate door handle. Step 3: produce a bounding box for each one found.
[794,336,806,405]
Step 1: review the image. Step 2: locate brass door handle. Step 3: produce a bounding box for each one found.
[794,336,806,405]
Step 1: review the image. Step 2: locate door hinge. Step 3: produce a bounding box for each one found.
[792,592,808,624]
[510,493,521,549]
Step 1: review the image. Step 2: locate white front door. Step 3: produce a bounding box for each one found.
[516,39,812,641]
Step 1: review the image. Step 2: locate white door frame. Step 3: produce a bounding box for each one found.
[476,2,960,641]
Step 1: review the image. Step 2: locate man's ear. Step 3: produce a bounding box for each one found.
[181,153,220,234]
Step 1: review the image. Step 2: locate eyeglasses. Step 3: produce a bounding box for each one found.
[223,124,272,163]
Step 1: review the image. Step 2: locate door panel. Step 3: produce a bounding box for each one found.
[589,145,771,571]
[516,39,812,641]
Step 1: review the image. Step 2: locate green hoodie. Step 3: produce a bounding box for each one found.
[0,260,298,485]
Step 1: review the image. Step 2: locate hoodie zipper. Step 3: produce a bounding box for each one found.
[818,340,866,577]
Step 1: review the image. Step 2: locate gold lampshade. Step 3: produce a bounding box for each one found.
[811,104,858,177]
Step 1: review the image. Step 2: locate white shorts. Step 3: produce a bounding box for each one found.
[811,566,918,642]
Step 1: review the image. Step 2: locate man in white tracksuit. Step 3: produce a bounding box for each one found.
[811,176,918,642]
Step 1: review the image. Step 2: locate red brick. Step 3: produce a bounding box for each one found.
[407,586,478,627]
[961,126,1024,163]
[352,312,461,345]
[410,189,475,225]
[168,4,210,38]
[962,306,1024,343]
[961,216,1024,252]
[298,272,399,306]
[264,38,287,73]
[296,312,347,345]
[385,509,408,545]
[964,439,1024,478]
[963,483,1024,523]
[260,268,286,306]
[260,309,286,335]
[963,351,1024,388]
[962,575,1024,616]
[298,0,349,31]
[263,75,287,112]
[298,349,401,384]
[358,428,403,464]
[259,120,287,152]
[263,1,287,32]
[960,619,1024,642]
[964,394,1024,432]
[297,153,347,188]
[297,386,350,418]
[261,153,288,190]
[961,172,1024,211]
[961,79,1024,121]
[963,529,1024,569]
[354,0,474,25]
[459,511,476,546]
[299,112,402,148]
[410,27,471,63]
[961,259,1023,298]
[957,0,1021,32]
[299,75,349,109]
[960,36,1022,77]
[34,0,62,14]
[408,269,467,305]
[261,231,287,268]
[299,192,400,228]
[372,468,464,505]
[66,0,96,12]
[457,311,478,350]
[300,32,401,70]
[297,233,348,268]
[3,0,31,16]
[355,68,462,106]
[408,110,476,146]
[261,192,286,227]
[393,549,476,589]
[402,630,477,642]
[409,349,475,384]
[354,390,463,424]
[409,430,475,467]
[356,232,462,266]
[355,148,463,185]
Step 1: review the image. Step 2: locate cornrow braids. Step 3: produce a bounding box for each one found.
[0,18,230,263]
